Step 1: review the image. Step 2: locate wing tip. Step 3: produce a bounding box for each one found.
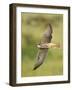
[33,67,37,70]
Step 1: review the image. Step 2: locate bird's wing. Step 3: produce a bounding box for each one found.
[33,49,48,70]
[33,24,53,70]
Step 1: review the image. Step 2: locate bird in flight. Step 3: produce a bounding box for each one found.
[33,24,60,70]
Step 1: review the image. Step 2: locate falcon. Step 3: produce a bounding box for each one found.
[33,24,60,70]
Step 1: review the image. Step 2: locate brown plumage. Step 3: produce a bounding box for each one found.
[33,24,53,70]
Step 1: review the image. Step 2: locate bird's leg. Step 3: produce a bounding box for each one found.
[46,43,60,48]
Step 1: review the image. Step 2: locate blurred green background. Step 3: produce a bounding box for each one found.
[21,13,63,77]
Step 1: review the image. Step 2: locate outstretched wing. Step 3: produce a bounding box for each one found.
[33,24,53,70]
